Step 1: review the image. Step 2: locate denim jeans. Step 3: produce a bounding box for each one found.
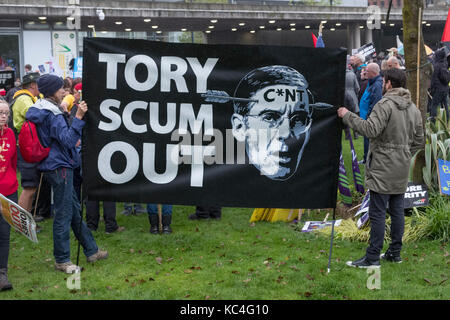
[366,191,405,262]
[45,168,98,263]
[147,204,172,216]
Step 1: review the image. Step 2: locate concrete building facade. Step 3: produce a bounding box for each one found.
[0,0,447,79]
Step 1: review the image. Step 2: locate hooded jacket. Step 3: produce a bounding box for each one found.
[25,98,84,172]
[431,48,450,92]
[343,87,424,194]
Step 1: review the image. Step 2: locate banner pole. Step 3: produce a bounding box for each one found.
[33,172,44,218]
[158,204,162,234]
[327,207,337,273]
[76,185,83,267]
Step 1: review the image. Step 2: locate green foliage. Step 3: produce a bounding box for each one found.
[421,193,450,242]
[409,108,450,192]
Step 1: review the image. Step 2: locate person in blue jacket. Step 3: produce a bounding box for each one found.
[358,63,383,164]
[26,74,108,274]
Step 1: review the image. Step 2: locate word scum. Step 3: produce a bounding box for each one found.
[95,53,233,187]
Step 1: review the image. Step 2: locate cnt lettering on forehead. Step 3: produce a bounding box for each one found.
[260,86,308,105]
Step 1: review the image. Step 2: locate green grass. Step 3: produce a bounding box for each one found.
[2,135,448,300]
[2,205,449,300]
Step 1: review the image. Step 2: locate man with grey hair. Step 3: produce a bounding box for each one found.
[387,56,402,70]
[358,62,383,164]
[351,53,368,102]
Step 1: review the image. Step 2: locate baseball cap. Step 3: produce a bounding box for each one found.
[22,72,40,85]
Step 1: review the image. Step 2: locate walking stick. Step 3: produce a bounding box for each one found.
[327,207,337,274]
[158,204,162,234]
[33,172,44,218]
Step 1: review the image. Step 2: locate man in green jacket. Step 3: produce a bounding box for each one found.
[338,68,424,268]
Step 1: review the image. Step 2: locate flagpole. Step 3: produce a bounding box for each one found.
[327,207,337,273]
[416,7,422,109]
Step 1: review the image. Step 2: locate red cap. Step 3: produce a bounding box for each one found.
[0,89,6,96]
[74,83,82,91]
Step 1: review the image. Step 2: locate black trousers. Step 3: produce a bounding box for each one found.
[0,192,18,269]
[86,201,118,233]
[195,206,222,219]
[366,191,404,262]
[430,89,449,121]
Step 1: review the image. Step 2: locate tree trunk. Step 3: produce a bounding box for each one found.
[402,0,433,131]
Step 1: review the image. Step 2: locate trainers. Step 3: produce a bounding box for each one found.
[87,250,109,263]
[346,256,380,269]
[380,251,402,263]
[357,160,365,165]
[55,261,80,274]
[106,226,125,234]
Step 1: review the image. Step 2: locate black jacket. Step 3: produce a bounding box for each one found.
[431,48,450,93]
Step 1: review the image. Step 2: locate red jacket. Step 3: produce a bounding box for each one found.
[0,126,18,196]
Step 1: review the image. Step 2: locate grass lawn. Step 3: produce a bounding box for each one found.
[1,135,448,300]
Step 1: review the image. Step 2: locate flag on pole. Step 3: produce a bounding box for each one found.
[316,34,325,48]
[311,33,318,47]
[396,35,404,55]
[338,153,353,206]
[346,129,365,194]
[312,21,325,48]
[355,190,371,229]
[442,7,450,43]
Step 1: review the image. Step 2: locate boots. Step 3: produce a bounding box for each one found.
[149,214,159,234]
[0,268,12,291]
[162,215,172,234]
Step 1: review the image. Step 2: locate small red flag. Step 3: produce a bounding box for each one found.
[311,32,317,48]
[442,7,450,42]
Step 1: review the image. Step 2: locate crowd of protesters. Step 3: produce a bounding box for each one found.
[345,45,449,164]
[0,66,222,290]
[0,42,447,290]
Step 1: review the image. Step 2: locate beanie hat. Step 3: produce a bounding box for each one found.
[37,74,64,97]
[74,83,82,92]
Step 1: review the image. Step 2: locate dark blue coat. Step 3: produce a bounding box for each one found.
[25,98,84,171]
[366,74,383,118]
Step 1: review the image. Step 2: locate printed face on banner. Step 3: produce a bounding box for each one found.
[230,66,326,180]
[232,83,312,180]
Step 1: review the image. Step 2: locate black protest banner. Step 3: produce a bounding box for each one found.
[82,38,345,209]
[0,70,15,91]
[353,43,377,63]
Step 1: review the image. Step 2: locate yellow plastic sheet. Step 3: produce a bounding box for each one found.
[250,208,298,223]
